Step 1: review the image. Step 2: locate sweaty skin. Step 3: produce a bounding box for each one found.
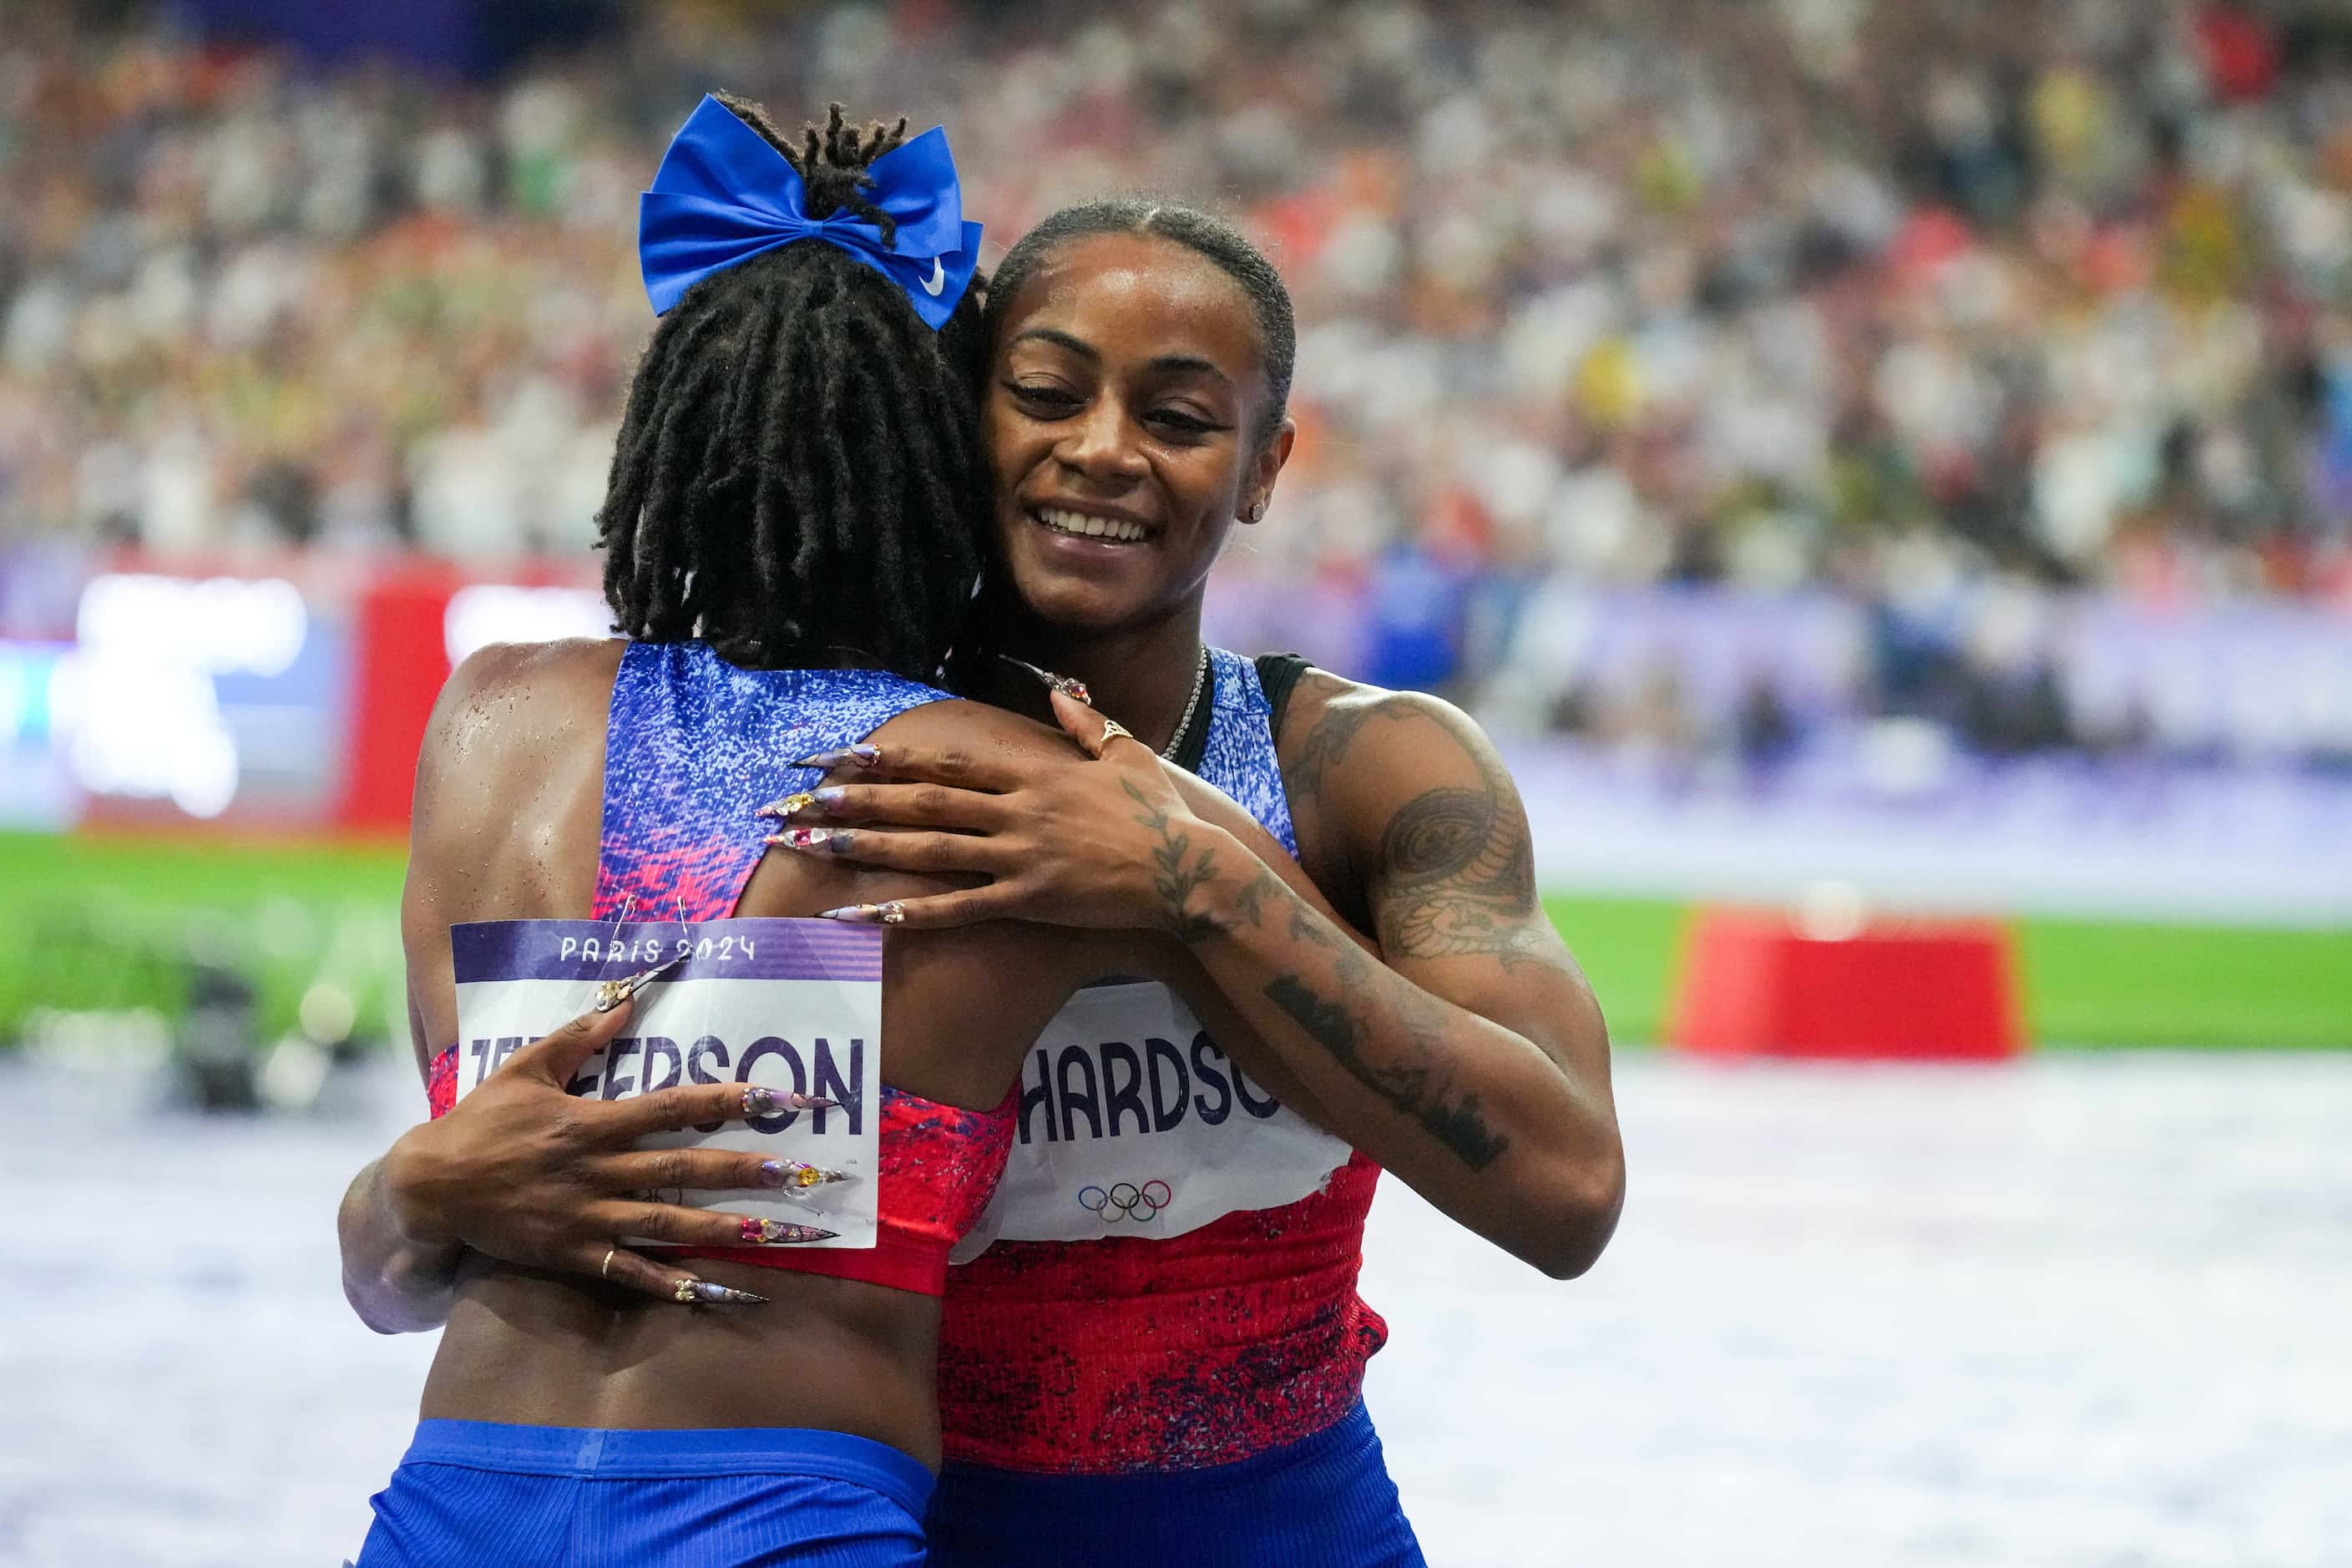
[797,230,1626,1275]
[338,635,1358,1468]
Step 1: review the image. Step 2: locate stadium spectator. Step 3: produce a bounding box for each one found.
[4,0,2350,761]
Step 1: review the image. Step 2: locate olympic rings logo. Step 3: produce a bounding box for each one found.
[1077,1180,1173,1223]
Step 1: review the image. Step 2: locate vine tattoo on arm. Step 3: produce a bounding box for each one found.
[1121,776,1224,942]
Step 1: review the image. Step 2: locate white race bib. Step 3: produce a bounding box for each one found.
[451,918,883,1249]
[952,979,1352,1259]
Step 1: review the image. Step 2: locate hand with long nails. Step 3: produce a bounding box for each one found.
[742,678,1246,935]
[377,998,856,1308]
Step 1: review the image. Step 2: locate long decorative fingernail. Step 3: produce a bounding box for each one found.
[761,1159,851,1190]
[996,654,1090,705]
[814,902,904,925]
[739,1216,838,1244]
[742,1087,840,1115]
[758,787,847,821]
[790,743,882,770]
[766,827,853,854]
[676,1277,769,1305]
[594,953,685,1013]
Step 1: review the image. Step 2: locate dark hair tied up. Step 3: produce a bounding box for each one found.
[597,94,987,681]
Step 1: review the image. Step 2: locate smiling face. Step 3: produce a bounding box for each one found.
[985,230,1293,635]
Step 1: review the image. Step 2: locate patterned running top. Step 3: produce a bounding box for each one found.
[936,648,1388,1472]
[427,639,1015,1297]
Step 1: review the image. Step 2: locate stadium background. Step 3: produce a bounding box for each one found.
[3,0,2348,1563]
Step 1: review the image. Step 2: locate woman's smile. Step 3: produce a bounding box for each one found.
[1028,502,1158,546]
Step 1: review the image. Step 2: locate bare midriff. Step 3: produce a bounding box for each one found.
[420,1255,946,1466]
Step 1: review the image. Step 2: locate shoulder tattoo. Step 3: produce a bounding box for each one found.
[1375,739,1550,969]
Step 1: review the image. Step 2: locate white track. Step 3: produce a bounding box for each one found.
[4,1051,2346,1565]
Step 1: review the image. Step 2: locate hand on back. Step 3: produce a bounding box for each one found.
[383,996,822,1306]
[764,689,1240,937]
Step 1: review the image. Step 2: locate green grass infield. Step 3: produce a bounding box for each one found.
[1,832,2342,1051]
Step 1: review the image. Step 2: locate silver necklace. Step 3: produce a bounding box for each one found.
[1163,645,1211,760]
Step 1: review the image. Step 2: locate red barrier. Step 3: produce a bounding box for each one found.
[1667,906,2024,1060]
[336,561,464,832]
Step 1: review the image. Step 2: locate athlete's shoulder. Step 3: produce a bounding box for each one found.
[1276,666,1488,803]
[439,635,626,713]
[422,637,626,780]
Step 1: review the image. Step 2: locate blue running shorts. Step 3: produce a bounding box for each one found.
[924,1402,1425,1568]
[357,1420,932,1567]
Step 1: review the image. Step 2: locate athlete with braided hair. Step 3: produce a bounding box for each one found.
[337,99,1357,1566]
[759,200,1628,1566]
[599,99,988,674]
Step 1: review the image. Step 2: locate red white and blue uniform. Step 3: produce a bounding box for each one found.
[926,650,1426,1568]
[373,640,1013,1566]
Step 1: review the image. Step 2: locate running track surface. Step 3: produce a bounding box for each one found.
[3,1051,2347,1566]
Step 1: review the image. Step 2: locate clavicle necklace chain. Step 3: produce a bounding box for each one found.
[1163,645,1211,760]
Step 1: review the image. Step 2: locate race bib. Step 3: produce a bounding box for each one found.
[951,979,1353,1258]
[451,918,883,1250]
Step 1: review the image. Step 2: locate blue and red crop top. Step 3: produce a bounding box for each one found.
[427,639,1016,1297]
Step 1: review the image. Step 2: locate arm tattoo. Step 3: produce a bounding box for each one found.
[1289,898,1343,949]
[1262,948,1510,1171]
[1232,867,1278,928]
[1282,682,1560,972]
[1120,776,1222,942]
[1374,729,1558,972]
[1278,675,1383,801]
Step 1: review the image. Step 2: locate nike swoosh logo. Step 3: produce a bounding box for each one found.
[920,258,946,296]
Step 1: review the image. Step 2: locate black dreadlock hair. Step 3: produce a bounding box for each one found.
[598,95,987,680]
[983,198,1297,448]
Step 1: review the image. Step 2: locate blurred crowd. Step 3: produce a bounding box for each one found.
[4,0,2351,758]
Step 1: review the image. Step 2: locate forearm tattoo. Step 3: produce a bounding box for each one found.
[1206,804,1510,1169]
[1231,865,1279,928]
[1263,946,1510,1171]
[1121,776,1223,942]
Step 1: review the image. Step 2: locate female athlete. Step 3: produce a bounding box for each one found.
[759,201,1629,1567]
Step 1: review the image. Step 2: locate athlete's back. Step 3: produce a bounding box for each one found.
[402,636,1336,1465]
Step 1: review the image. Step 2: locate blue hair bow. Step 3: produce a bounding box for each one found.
[638,95,984,329]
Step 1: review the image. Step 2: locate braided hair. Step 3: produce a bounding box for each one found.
[598,96,987,680]
[984,199,1296,448]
